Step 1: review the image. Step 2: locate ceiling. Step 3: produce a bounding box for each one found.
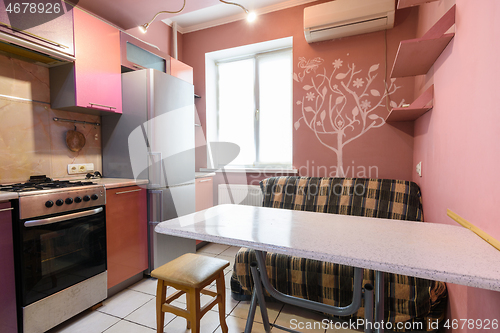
[76,0,317,33]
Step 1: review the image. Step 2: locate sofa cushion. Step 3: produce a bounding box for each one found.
[261,177,423,221]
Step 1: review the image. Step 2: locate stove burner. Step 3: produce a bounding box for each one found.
[0,179,97,192]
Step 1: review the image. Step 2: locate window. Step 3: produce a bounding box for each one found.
[215,48,293,169]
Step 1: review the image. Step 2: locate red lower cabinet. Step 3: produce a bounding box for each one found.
[195,176,214,245]
[0,202,17,333]
[105,186,148,289]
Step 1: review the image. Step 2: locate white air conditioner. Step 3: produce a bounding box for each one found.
[304,0,395,43]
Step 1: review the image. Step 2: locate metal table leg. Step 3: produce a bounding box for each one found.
[244,287,259,333]
[375,271,385,333]
[250,262,272,332]
[244,250,371,333]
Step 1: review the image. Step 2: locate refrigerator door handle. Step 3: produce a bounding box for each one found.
[148,152,162,188]
[149,190,163,223]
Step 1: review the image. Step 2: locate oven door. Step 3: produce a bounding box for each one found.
[18,207,106,307]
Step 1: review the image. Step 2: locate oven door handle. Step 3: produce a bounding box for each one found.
[24,207,104,227]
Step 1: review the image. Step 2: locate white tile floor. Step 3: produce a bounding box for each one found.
[48,244,358,333]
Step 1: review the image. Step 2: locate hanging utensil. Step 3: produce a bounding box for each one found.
[66,125,86,152]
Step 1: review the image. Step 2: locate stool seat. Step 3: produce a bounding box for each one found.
[152,253,229,288]
[152,252,230,333]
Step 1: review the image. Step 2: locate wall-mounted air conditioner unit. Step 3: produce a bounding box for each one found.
[304,0,395,43]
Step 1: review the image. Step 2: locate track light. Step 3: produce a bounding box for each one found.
[219,0,257,22]
[139,0,186,33]
[139,0,256,33]
[246,11,257,22]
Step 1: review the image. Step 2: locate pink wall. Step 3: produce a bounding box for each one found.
[183,1,419,182]
[413,0,500,331]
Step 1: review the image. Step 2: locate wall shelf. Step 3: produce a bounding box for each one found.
[397,0,438,9]
[387,85,433,122]
[391,5,456,78]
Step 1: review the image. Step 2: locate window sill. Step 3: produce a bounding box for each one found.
[200,167,298,174]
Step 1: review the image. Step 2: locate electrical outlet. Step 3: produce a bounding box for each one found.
[416,161,422,177]
[67,163,94,175]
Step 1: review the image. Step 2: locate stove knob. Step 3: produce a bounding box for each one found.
[83,195,91,202]
[55,199,64,206]
[74,196,82,203]
[91,194,99,200]
[45,200,54,208]
[65,198,73,205]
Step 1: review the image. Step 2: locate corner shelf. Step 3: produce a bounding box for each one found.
[391,5,456,78]
[397,0,438,9]
[387,85,433,122]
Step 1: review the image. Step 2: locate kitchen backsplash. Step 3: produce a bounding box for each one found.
[0,54,102,183]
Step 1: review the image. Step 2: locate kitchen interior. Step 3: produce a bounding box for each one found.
[1,0,499,333]
[0,1,218,332]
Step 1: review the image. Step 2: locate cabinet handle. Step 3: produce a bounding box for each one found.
[198,179,212,183]
[0,207,13,212]
[115,188,143,195]
[0,21,69,49]
[88,103,117,110]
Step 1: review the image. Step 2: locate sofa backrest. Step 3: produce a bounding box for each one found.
[260,177,423,222]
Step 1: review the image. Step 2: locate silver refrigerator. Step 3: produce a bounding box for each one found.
[102,68,196,273]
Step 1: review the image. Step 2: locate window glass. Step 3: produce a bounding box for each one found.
[218,58,255,166]
[258,51,292,165]
[216,49,292,168]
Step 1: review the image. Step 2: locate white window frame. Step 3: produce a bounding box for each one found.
[205,38,294,172]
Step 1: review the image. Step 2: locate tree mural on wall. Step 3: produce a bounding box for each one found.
[294,57,405,176]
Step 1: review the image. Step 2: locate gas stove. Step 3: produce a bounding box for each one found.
[8,176,108,333]
[2,175,105,219]
[0,175,97,193]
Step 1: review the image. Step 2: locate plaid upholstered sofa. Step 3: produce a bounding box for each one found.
[230,177,447,331]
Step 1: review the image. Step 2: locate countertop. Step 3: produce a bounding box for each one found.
[0,178,149,200]
[156,204,500,292]
[195,172,216,179]
[0,192,19,201]
[90,178,149,189]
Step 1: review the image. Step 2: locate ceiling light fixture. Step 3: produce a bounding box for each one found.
[219,0,257,22]
[139,0,186,33]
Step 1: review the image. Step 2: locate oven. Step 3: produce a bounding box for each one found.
[5,180,108,333]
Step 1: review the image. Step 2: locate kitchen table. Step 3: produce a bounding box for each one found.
[155,204,500,333]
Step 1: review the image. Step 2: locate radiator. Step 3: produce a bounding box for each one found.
[218,184,263,206]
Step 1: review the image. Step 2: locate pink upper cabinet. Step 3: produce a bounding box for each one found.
[50,8,122,115]
[73,8,121,113]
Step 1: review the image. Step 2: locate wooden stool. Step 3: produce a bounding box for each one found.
[151,253,230,333]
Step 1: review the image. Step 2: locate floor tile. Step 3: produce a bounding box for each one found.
[164,310,222,333]
[231,299,283,324]
[213,315,268,333]
[104,320,155,332]
[198,243,231,255]
[210,287,240,316]
[47,310,120,333]
[219,246,241,257]
[274,304,328,332]
[128,277,158,296]
[124,298,176,330]
[97,289,154,318]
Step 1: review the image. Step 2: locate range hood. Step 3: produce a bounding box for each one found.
[0,30,75,67]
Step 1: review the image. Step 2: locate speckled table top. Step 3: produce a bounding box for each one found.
[156,204,500,291]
